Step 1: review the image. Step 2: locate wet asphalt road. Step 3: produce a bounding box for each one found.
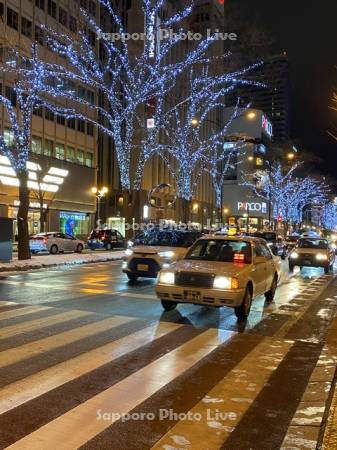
[0,260,337,449]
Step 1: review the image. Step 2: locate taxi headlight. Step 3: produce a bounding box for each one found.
[213,276,239,290]
[316,253,328,261]
[158,251,175,258]
[125,248,133,256]
[159,271,175,285]
[290,252,299,259]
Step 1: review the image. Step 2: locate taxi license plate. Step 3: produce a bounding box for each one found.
[184,290,200,301]
[137,264,149,271]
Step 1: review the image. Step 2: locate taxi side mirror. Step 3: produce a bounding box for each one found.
[255,256,267,264]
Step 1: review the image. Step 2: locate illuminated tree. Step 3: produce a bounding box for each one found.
[0,46,51,259]
[322,202,337,231]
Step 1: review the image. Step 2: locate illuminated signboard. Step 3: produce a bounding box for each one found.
[262,114,273,138]
[238,202,267,214]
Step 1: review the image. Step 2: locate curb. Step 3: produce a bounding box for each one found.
[0,255,124,273]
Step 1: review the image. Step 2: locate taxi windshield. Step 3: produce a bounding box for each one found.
[298,239,328,249]
[133,230,200,248]
[186,240,252,263]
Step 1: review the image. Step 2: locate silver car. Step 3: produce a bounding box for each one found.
[29,232,85,255]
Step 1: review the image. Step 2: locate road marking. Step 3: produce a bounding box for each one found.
[152,337,293,450]
[5,329,229,450]
[0,310,92,340]
[0,315,135,369]
[0,305,51,321]
[0,321,184,414]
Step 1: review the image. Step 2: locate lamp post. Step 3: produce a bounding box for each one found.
[91,186,109,225]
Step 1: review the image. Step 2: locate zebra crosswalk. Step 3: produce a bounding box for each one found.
[0,274,336,450]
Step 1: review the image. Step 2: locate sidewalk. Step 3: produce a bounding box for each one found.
[319,315,337,449]
[0,250,125,273]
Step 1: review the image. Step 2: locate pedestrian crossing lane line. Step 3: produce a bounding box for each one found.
[0,315,135,369]
[0,321,185,414]
[151,337,293,450]
[0,310,93,340]
[4,329,231,450]
[0,305,51,322]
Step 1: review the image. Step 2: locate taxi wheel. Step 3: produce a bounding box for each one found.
[265,275,277,302]
[161,300,177,311]
[234,286,252,322]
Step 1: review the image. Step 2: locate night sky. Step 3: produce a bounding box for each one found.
[229,0,337,178]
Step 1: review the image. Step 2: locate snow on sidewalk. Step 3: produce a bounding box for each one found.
[0,250,125,273]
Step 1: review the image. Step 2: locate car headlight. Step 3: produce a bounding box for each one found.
[316,254,328,261]
[125,249,133,256]
[127,240,134,248]
[290,252,299,259]
[159,271,175,284]
[158,251,175,258]
[213,276,238,290]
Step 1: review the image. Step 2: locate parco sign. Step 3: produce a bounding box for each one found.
[238,202,267,214]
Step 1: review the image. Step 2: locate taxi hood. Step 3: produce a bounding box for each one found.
[132,245,187,255]
[170,259,248,277]
[296,247,329,255]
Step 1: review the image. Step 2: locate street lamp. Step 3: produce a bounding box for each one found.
[91,186,108,225]
[287,152,295,161]
[247,112,256,120]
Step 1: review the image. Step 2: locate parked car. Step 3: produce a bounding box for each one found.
[253,232,287,259]
[123,229,202,282]
[87,229,125,250]
[289,237,335,274]
[156,235,281,321]
[29,232,85,254]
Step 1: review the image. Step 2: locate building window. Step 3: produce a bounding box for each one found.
[69,16,77,32]
[55,143,65,160]
[66,146,75,162]
[33,104,43,117]
[86,122,94,136]
[47,0,56,18]
[43,139,53,156]
[35,0,45,11]
[35,26,44,46]
[76,149,84,165]
[78,85,86,99]
[21,17,32,38]
[4,128,14,147]
[87,29,96,46]
[67,118,76,129]
[77,119,85,133]
[45,109,54,121]
[31,136,42,154]
[56,115,65,126]
[5,86,17,106]
[86,89,95,104]
[88,0,96,16]
[7,8,18,30]
[59,7,67,27]
[85,152,93,167]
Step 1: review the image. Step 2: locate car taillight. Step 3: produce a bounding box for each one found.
[234,253,245,263]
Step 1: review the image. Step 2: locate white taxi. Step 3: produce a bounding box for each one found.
[156,235,281,321]
[123,229,202,282]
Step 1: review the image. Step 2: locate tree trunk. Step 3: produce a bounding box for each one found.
[17,171,31,260]
[177,198,191,225]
